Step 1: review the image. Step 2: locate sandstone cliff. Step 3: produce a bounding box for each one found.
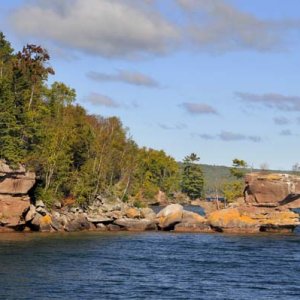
[0,160,35,230]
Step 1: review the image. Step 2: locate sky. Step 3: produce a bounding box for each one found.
[1,0,300,170]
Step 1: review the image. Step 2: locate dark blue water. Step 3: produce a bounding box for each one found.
[1,230,300,300]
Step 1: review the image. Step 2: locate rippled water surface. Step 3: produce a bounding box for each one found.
[1,230,300,300]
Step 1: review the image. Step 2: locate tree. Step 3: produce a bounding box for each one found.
[181,153,204,200]
[230,158,247,179]
[0,32,24,164]
[0,32,185,207]
[223,158,248,203]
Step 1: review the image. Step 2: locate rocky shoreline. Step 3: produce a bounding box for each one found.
[1,161,300,234]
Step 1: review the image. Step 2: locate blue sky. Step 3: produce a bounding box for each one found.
[1,0,300,170]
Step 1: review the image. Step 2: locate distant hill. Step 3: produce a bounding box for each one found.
[200,164,234,195]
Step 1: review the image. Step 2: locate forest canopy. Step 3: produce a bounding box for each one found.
[0,32,205,206]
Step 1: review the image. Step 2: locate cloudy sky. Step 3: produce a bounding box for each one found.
[1,0,300,170]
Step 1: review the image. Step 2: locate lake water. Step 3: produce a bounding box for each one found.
[1,229,300,300]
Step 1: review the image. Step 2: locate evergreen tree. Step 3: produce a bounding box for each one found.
[181,153,204,199]
[222,158,248,203]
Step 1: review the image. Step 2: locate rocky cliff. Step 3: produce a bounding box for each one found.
[0,160,35,231]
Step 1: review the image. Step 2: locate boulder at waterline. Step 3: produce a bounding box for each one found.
[174,210,212,233]
[114,218,157,231]
[64,214,91,232]
[156,204,183,230]
[207,208,260,233]
[107,224,122,231]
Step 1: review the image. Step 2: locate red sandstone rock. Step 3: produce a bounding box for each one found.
[0,160,35,195]
[0,161,36,229]
[245,173,300,206]
[0,195,30,227]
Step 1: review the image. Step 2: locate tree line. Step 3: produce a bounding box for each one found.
[0,32,205,207]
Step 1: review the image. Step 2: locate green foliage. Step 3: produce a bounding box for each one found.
[181,153,204,200]
[131,148,180,200]
[230,158,248,179]
[222,159,248,203]
[222,181,244,203]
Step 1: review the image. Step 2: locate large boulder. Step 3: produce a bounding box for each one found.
[174,211,212,232]
[245,173,300,206]
[181,210,206,224]
[237,205,300,233]
[156,204,183,230]
[114,218,156,231]
[0,195,30,227]
[0,161,35,195]
[174,222,212,233]
[207,204,300,233]
[208,208,260,233]
[64,214,91,232]
[140,207,156,220]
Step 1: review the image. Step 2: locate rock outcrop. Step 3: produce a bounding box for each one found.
[1,164,300,235]
[244,173,300,207]
[155,204,212,232]
[0,161,35,230]
[156,204,183,230]
[207,172,300,233]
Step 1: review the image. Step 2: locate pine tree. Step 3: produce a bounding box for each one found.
[181,153,204,199]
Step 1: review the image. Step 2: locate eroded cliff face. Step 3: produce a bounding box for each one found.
[0,161,35,230]
[244,172,300,208]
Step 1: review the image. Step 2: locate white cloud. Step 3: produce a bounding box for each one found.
[236,92,300,111]
[194,131,262,142]
[87,70,160,87]
[182,102,218,115]
[159,123,187,130]
[8,0,300,58]
[218,131,262,142]
[86,92,120,108]
[10,0,179,58]
[273,117,290,125]
[176,0,296,52]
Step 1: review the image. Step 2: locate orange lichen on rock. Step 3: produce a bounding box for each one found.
[40,215,52,225]
[208,208,259,233]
